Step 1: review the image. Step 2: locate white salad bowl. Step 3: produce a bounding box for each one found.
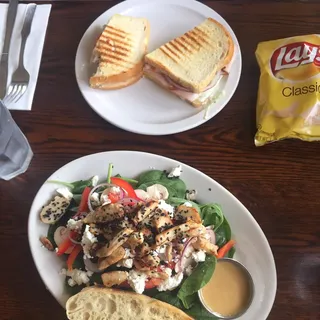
[28,151,276,319]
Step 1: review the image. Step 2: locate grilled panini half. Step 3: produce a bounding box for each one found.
[90,14,150,90]
[144,18,234,108]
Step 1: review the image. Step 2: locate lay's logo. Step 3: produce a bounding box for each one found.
[270,42,320,80]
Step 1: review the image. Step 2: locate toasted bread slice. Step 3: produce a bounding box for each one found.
[66,287,194,320]
[145,17,234,93]
[90,14,150,90]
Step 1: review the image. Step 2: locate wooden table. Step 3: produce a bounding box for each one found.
[0,0,319,319]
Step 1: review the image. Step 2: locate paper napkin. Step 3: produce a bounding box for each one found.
[0,3,51,110]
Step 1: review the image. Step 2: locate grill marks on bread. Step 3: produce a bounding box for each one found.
[159,25,214,64]
[97,26,135,67]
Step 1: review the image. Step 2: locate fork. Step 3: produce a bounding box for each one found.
[4,4,36,104]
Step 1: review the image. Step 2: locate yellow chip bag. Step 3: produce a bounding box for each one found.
[255,34,320,146]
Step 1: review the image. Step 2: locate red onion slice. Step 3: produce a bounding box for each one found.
[87,183,125,212]
[69,234,81,245]
[117,197,140,206]
[175,237,197,273]
[84,257,102,273]
[205,227,216,245]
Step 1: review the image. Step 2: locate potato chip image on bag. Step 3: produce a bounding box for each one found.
[255,34,320,146]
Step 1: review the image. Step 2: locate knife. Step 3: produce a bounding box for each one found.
[0,0,19,99]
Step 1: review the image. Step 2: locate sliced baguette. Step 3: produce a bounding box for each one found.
[90,14,150,90]
[66,287,193,320]
[145,17,234,93]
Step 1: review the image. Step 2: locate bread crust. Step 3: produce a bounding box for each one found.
[145,18,235,93]
[90,62,144,89]
[66,287,194,320]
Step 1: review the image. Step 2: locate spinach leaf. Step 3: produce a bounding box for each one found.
[47,177,93,194]
[166,197,201,213]
[71,178,93,194]
[72,194,82,205]
[178,255,216,309]
[186,299,218,320]
[226,246,236,258]
[199,203,224,229]
[138,170,165,185]
[155,290,183,308]
[215,218,232,248]
[47,224,58,247]
[90,273,103,285]
[72,253,85,270]
[155,291,217,320]
[137,170,187,198]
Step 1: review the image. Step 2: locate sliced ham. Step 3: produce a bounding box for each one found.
[143,64,223,102]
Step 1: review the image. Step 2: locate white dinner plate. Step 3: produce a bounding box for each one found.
[75,0,242,135]
[28,151,276,319]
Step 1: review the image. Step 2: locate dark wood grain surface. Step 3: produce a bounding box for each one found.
[0,0,320,319]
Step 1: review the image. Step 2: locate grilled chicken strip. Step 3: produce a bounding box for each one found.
[132,201,158,225]
[98,246,126,270]
[155,221,201,246]
[175,205,202,224]
[126,231,144,249]
[97,228,134,257]
[193,236,218,255]
[101,271,128,287]
[84,203,125,224]
[139,252,161,268]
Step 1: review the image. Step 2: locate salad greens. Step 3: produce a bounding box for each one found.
[177,255,217,309]
[45,167,235,318]
[47,178,94,194]
[200,203,224,230]
[155,290,217,320]
[137,169,187,198]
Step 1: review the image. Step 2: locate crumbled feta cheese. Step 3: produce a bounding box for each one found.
[185,265,193,276]
[157,272,184,291]
[117,258,133,269]
[100,186,121,206]
[90,192,101,207]
[61,268,93,287]
[100,194,111,206]
[128,270,147,294]
[124,248,134,259]
[168,165,182,178]
[156,245,168,260]
[158,200,175,217]
[164,268,172,277]
[146,184,169,200]
[192,250,206,263]
[67,218,83,231]
[91,175,99,187]
[68,278,76,287]
[186,189,197,201]
[56,187,73,200]
[183,201,193,207]
[81,225,97,259]
[110,186,121,194]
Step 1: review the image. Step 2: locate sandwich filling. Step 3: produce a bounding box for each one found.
[144,64,224,103]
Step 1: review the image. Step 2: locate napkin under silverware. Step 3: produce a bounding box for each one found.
[0,3,51,111]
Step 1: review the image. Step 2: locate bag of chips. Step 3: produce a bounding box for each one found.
[255,34,320,146]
